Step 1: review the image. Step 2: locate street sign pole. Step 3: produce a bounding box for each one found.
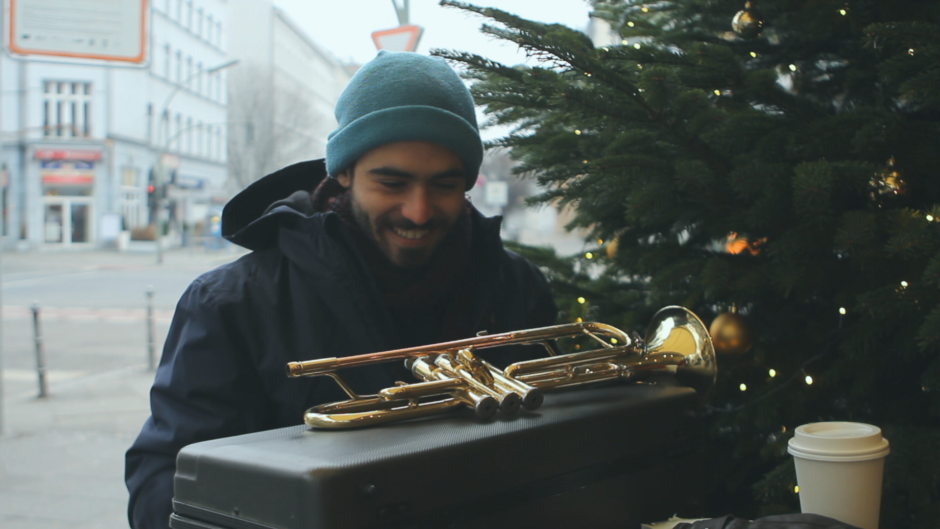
[373,0,423,53]
[391,0,409,25]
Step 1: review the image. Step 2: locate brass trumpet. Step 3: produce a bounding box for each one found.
[286,306,716,429]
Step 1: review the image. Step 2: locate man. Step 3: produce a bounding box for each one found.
[125,51,557,528]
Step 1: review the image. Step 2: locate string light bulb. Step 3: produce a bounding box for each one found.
[627,21,635,27]
[585,252,594,260]
[622,39,629,45]
[577,297,586,304]
[714,90,722,96]
[641,6,649,12]
[839,9,847,15]
[909,48,915,56]
[611,338,619,344]
[927,215,935,222]
[839,307,847,315]
[597,238,604,245]
[769,369,777,378]
[575,129,582,135]
[805,375,814,385]
[901,281,909,288]
[634,43,642,49]
[789,64,798,72]
[749,51,758,58]
[794,486,800,493]
[576,317,583,323]
[739,383,747,392]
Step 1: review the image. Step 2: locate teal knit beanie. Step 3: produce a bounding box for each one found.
[326,51,482,190]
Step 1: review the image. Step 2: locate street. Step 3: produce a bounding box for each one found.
[0,247,247,528]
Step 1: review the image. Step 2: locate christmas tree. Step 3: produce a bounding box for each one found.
[437,0,940,526]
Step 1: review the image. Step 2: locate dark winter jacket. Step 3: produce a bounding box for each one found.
[124,159,557,529]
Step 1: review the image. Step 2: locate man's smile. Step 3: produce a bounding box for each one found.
[392,226,431,240]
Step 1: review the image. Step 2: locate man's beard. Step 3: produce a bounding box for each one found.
[349,197,450,268]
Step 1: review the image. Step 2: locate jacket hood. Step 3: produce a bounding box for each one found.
[222,159,328,251]
[222,157,503,254]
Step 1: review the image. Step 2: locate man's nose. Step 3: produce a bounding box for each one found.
[401,187,433,226]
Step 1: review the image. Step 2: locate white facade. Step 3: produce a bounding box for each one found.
[226,0,353,190]
[1,0,231,249]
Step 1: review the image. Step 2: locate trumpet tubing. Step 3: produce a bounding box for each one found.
[287,306,716,429]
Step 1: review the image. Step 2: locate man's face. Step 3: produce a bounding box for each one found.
[337,141,467,268]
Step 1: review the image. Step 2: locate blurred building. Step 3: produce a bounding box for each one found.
[469,150,587,257]
[1,0,231,249]
[226,0,355,191]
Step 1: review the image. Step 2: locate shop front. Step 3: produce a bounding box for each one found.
[36,148,102,246]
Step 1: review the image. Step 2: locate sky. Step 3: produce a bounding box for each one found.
[271,0,594,67]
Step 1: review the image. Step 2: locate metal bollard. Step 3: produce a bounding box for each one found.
[146,286,156,370]
[31,303,48,398]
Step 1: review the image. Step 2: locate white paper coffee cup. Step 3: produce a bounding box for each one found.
[788,422,890,529]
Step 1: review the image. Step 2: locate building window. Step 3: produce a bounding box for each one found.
[197,8,203,36]
[176,0,182,20]
[175,50,182,82]
[147,103,153,143]
[207,15,213,43]
[206,125,213,158]
[43,81,92,137]
[186,56,193,83]
[196,121,204,157]
[215,21,222,47]
[186,0,193,28]
[174,113,182,151]
[196,62,203,93]
[186,117,193,153]
[161,111,169,145]
[163,43,171,77]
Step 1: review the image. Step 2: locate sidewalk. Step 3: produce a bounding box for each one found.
[0,247,247,528]
[1,244,245,273]
[0,366,155,528]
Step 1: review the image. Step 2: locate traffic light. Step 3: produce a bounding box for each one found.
[148,167,159,224]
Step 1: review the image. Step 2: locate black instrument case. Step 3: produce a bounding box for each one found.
[171,383,704,529]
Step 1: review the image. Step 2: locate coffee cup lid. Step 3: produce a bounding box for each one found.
[787,422,890,462]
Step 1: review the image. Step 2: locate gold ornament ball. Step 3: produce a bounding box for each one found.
[732,3,764,39]
[606,237,619,259]
[709,312,756,355]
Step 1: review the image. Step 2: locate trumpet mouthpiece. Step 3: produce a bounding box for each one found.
[286,362,303,377]
[286,357,340,377]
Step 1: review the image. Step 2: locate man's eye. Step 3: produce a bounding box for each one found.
[434,181,460,191]
[380,181,406,189]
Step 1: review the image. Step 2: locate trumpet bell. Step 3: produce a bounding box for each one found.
[644,306,717,398]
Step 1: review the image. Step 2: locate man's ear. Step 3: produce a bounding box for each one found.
[336,169,351,189]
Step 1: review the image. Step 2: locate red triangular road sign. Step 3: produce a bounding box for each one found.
[372,25,424,52]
